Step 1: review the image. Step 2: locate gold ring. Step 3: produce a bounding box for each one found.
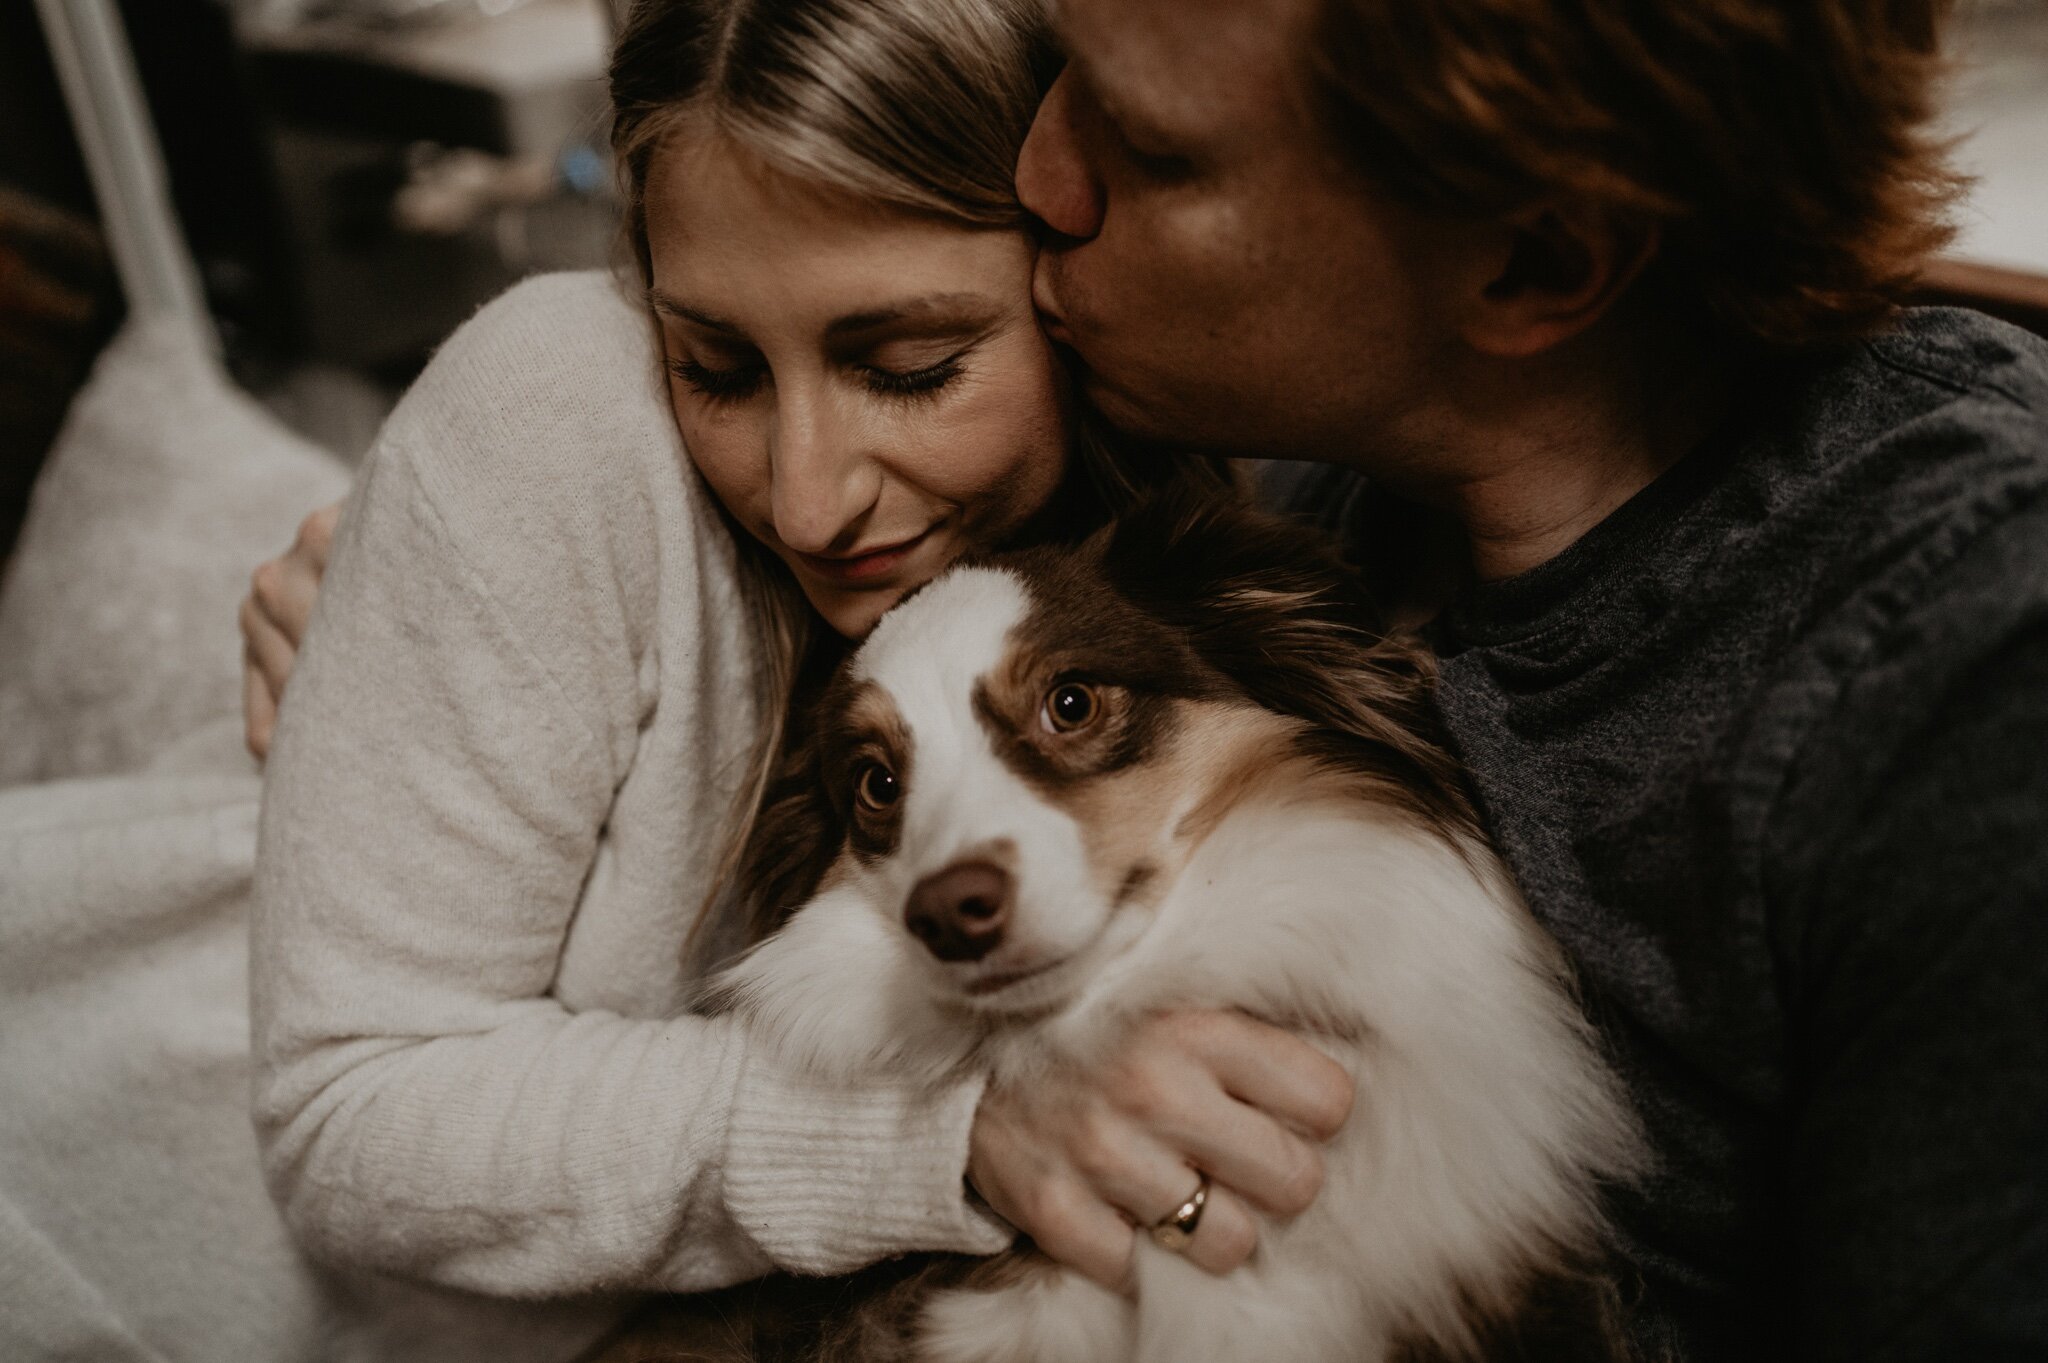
[1148,1173,1209,1252]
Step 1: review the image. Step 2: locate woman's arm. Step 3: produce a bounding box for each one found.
[250,274,1012,1297]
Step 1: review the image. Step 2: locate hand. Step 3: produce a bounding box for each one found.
[241,501,341,759]
[967,1009,1353,1291]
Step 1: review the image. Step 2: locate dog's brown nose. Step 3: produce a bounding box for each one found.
[904,861,1012,963]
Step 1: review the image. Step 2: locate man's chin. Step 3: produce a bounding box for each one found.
[1062,351,1181,444]
[1077,368,1240,456]
[1055,333,1275,456]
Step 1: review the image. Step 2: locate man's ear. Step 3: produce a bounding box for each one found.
[1462,201,1660,358]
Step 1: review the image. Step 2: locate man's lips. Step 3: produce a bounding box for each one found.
[796,526,936,585]
[1032,275,1074,345]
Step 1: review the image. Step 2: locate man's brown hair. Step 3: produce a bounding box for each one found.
[1306,0,1966,346]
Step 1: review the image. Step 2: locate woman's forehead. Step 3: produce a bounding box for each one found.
[643,126,1030,338]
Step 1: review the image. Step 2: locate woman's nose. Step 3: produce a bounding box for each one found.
[766,388,879,555]
[1015,70,1105,242]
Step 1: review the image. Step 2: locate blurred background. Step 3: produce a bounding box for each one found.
[1,0,2046,573]
[2,0,625,571]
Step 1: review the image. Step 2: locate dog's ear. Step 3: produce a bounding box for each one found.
[737,713,845,947]
[1096,494,1478,832]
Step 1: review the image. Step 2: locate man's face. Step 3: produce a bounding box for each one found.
[1019,0,1462,463]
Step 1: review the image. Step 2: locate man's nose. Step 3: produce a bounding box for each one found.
[904,860,1013,963]
[1015,70,1105,242]
[767,389,878,555]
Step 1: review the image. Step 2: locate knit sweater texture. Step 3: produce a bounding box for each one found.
[251,272,1011,1319]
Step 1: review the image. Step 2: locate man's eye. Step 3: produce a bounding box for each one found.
[1124,146,1196,183]
[1096,106,1195,183]
[668,357,765,401]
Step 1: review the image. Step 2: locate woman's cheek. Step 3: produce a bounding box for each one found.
[675,404,770,525]
[967,361,1070,513]
[953,350,1067,489]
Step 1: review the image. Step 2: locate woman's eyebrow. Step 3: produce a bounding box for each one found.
[647,290,738,332]
[824,293,1001,340]
[648,289,1002,339]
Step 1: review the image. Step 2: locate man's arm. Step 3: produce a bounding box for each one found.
[1785,621,2048,1361]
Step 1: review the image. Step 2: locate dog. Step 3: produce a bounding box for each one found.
[612,498,1646,1363]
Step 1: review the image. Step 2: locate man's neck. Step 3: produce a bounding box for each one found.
[1375,317,1735,584]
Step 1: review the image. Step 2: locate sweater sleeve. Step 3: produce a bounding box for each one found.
[1773,573,2048,1357]
[250,275,1011,1298]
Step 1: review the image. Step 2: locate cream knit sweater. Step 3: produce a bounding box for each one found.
[251,272,1012,1305]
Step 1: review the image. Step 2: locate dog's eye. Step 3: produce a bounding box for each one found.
[854,762,900,812]
[1042,682,1100,733]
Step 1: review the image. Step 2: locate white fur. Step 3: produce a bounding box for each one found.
[718,566,1643,1362]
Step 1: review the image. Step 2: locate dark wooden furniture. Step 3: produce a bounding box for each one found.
[1916,255,2048,341]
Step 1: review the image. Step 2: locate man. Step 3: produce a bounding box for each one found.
[1016,0,2048,1357]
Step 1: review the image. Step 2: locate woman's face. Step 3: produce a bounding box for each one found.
[642,124,1071,638]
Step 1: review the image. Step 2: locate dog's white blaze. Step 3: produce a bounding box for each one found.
[853,567,1027,722]
[853,567,1109,966]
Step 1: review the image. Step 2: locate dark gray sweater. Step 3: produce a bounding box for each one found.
[1268,309,2048,1361]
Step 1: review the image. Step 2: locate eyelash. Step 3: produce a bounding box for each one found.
[1108,120,1194,183]
[666,355,965,404]
[1079,84,1194,184]
[668,358,761,401]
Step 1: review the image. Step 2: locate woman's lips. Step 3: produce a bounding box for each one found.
[797,526,936,586]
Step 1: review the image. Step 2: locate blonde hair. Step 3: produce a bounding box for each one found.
[606,0,1235,952]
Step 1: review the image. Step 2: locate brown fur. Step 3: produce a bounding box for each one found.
[582,1254,1047,1363]
[739,673,920,942]
[1028,495,1482,844]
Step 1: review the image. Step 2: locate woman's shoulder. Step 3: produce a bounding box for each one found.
[379,269,672,467]
[447,268,654,379]
[354,271,740,657]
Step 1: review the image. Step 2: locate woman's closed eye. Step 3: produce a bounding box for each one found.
[669,356,765,401]
[861,353,965,399]
[668,352,969,404]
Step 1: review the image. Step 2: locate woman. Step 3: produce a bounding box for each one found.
[240,0,1352,1357]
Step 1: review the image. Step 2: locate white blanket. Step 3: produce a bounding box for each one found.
[0,736,326,1363]
[0,323,343,1360]
[0,313,656,1363]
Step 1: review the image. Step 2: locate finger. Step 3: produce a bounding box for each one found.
[1169,1181,1258,1277]
[1070,1118,1206,1231]
[1158,1091,1324,1220]
[1178,1011,1356,1141]
[1027,1179,1140,1294]
[244,657,276,760]
[297,503,340,566]
[251,556,321,648]
[240,596,298,697]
